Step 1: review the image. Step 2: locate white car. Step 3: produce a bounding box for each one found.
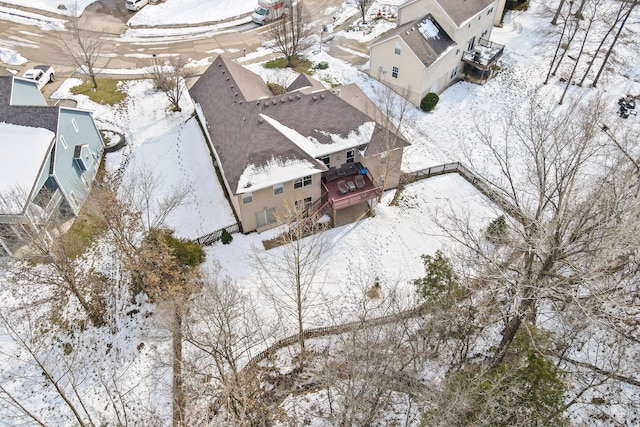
[126,0,149,11]
[22,65,55,90]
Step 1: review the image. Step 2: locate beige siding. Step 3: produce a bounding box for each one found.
[236,172,322,232]
[369,36,426,106]
[362,147,405,190]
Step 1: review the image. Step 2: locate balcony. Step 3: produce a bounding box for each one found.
[462,39,504,71]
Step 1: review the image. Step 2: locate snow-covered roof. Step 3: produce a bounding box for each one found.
[0,122,54,215]
[371,14,455,68]
[237,156,320,194]
[189,55,408,195]
[260,114,375,158]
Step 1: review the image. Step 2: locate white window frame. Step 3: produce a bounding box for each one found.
[60,135,68,149]
[80,173,89,189]
[242,192,253,204]
[273,183,284,195]
[294,175,312,189]
[346,149,355,163]
[392,66,399,79]
[487,6,494,15]
[319,155,330,167]
[394,42,401,55]
[295,196,313,211]
[71,118,79,133]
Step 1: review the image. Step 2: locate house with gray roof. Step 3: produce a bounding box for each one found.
[0,76,104,256]
[189,55,409,233]
[369,0,505,106]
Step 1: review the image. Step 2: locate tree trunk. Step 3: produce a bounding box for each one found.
[577,1,625,86]
[551,0,567,25]
[559,13,593,104]
[592,0,636,87]
[545,0,574,84]
[173,302,185,427]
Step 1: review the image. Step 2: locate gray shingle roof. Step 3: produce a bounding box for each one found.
[189,55,323,194]
[375,14,455,68]
[0,76,60,133]
[435,0,495,27]
[189,55,409,195]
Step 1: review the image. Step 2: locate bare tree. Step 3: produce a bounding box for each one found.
[265,0,313,68]
[62,3,105,89]
[150,55,194,113]
[559,0,602,104]
[591,0,637,87]
[182,269,275,426]
[577,0,628,86]
[373,85,411,202]
[545,0,575,84]
[355,0,374,24]
[253,200,329,368]
[551,0,568,25]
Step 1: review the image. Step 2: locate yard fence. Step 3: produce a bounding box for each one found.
[195,222,241,246]
[402,162,525,225]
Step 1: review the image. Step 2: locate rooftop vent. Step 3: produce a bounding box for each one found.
[312,96,317,101]
[296,94,301,99]
[258,118,264,124]
[320,94,325,99]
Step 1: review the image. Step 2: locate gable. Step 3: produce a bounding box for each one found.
[371,14,455,68]
[190,55,394,196]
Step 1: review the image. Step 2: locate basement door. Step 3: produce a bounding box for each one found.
[256,208,276,228]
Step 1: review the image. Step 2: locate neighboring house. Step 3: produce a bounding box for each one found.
[369,0,505,106]
[189,55,410,233]
[0,75,104,256]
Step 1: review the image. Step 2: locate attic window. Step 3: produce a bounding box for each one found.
[60,135,68,149]
[71,118,79,133]
[394,42,401,55]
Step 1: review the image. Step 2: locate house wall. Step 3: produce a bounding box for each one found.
[369,36,461,106]
[237,172,322,233]
[372,0,499,105]
[448,3,497,52]
[369,36,427,106]
[54,109,104,216]
[362,147,405,190]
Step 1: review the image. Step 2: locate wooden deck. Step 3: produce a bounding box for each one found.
[321,174,380,209]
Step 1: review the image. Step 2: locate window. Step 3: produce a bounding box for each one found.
[319,155,330,167]
[71,118,79,133]
[295,197,313,211]
[69,192,79,208]
[394,42,402,55]
[467,36,476,51]
[456,48,460,55]
[481,28,488,38]
[80,174,89,189]
[346,149,355,163]
[392,66,399,78]
[450,66,459,79]
[380,152,387,164]
[60,135,68,149]
[487,6,494,15]
[242,192,253,204]
[273,183,284,195]
[294,175,312,189]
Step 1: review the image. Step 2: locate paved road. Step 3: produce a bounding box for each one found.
[0,0,369,96]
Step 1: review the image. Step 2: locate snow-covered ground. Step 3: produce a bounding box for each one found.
[2,0,640,425]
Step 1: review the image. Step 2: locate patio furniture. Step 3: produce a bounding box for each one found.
[355,174,365,189]
[347,181,356,192]
[337,180,349,194]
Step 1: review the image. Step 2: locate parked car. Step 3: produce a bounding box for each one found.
[126,0,149,11]
[22,65,55,90]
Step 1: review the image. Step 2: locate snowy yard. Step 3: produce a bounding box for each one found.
[1,0,640,425]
